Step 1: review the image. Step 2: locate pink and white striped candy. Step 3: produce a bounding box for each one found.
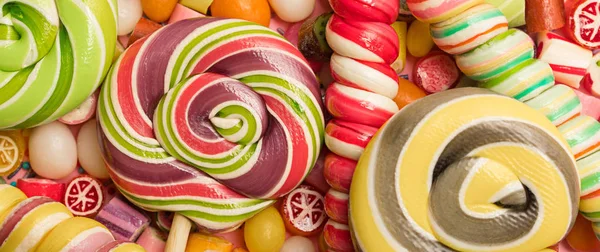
[325,83,399,128]
[323,153,356,193]
[324,189,349,224]
[325,15,399,64]
[328,0,399,24]
[330,53,399,99]
[537,31,593,89]
[324,120,378,161]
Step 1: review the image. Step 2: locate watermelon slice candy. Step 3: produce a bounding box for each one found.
[64,175,104,217]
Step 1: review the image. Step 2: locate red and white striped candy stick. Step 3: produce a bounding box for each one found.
[322,0,400,249]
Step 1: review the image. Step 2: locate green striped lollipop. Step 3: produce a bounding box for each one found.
[0,0,117,129]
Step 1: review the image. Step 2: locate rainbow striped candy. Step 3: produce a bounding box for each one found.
[350,88,579,251]
[430,3,508,55]
[0,0,117,129]
[98,18,324,231]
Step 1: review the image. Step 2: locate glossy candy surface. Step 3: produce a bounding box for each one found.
[244,206,286,252]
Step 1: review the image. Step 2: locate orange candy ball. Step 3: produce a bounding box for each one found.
[210,0,271,27]
[141,0,178,23]
[566,214,600,251]
[393,78,427,110]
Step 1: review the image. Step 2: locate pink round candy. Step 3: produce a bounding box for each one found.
[77,119,110,179]
[29,121,78,179]
[281,236,316,252]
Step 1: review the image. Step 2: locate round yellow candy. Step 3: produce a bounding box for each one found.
[244,206,285,252]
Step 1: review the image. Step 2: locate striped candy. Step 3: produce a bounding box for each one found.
[324,120,378,161]
[329,0,398,24]
[456,29,534,81]
[36,217,116,252]
[407,0,484,23]
[430,3,508,55]
[324,189,348,224]
[325,15,399,64]
[0,0,117,129]
[97,241,146,252]
[525,84,582,126]
[98,18,324,231]
[558,115,600,160]
[536,31,593,89]
[330,54,398,99]
[0,197,74,251]
[349,88,579,251]
[0,184,27,223]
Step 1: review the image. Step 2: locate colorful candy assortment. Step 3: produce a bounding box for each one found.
[2,0,600,251]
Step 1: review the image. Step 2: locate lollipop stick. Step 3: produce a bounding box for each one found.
[165,213,192,252]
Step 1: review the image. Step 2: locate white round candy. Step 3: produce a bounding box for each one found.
[280,236,315,252]
[268,0,315,23]
[29,121,77,179]
[77,119,109,179]
[117,0,143,36]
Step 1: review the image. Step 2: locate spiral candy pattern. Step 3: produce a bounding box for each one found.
[402,0,600,246]
[349,88,580,251]
[0,0,117,129]
[98,18,324,232]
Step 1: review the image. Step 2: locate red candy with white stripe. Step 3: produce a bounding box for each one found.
[323,0,400,250]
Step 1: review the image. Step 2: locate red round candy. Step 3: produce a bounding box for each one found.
[280,185,327,236]
[17,178,66,203]
[323,153,356,193]
[322,220,353,252]
[567,0,600,49]
[413,51,459,94]
[64,175,104,217]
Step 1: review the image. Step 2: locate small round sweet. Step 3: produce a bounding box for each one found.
[268,0,315,22]
[210,0,271,26]
[322,220,353,252]
[117,0,144,35]
[406,20,434,58]
[185,233,233,252]
[324,189,348,224]
[29,121,77,179]
[280,236,316,252]
[566,0,600,49]
[406,0,485,23]
[64,176,104,217]
[393,78,427,110]
[77,119,109,179]
[244,206,286,252]
[430,4,508,55]
[280,185,326,236]
[0,130,25,176]
[456,29,535,81]
[413,51,460,94]
[141,0,178,23]
[59,91,99,125]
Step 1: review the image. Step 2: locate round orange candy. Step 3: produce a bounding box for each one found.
[141,0,178,23]
[393,78,427,110]
[566,213,600,251]
[0,130,25,176]
[185,233,233,252]
[210,0,271,27]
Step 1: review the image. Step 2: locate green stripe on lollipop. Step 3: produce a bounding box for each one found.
[0,66,33,105]
[1,3,57,71]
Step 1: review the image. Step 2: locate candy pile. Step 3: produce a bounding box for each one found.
[1,0,600,251]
